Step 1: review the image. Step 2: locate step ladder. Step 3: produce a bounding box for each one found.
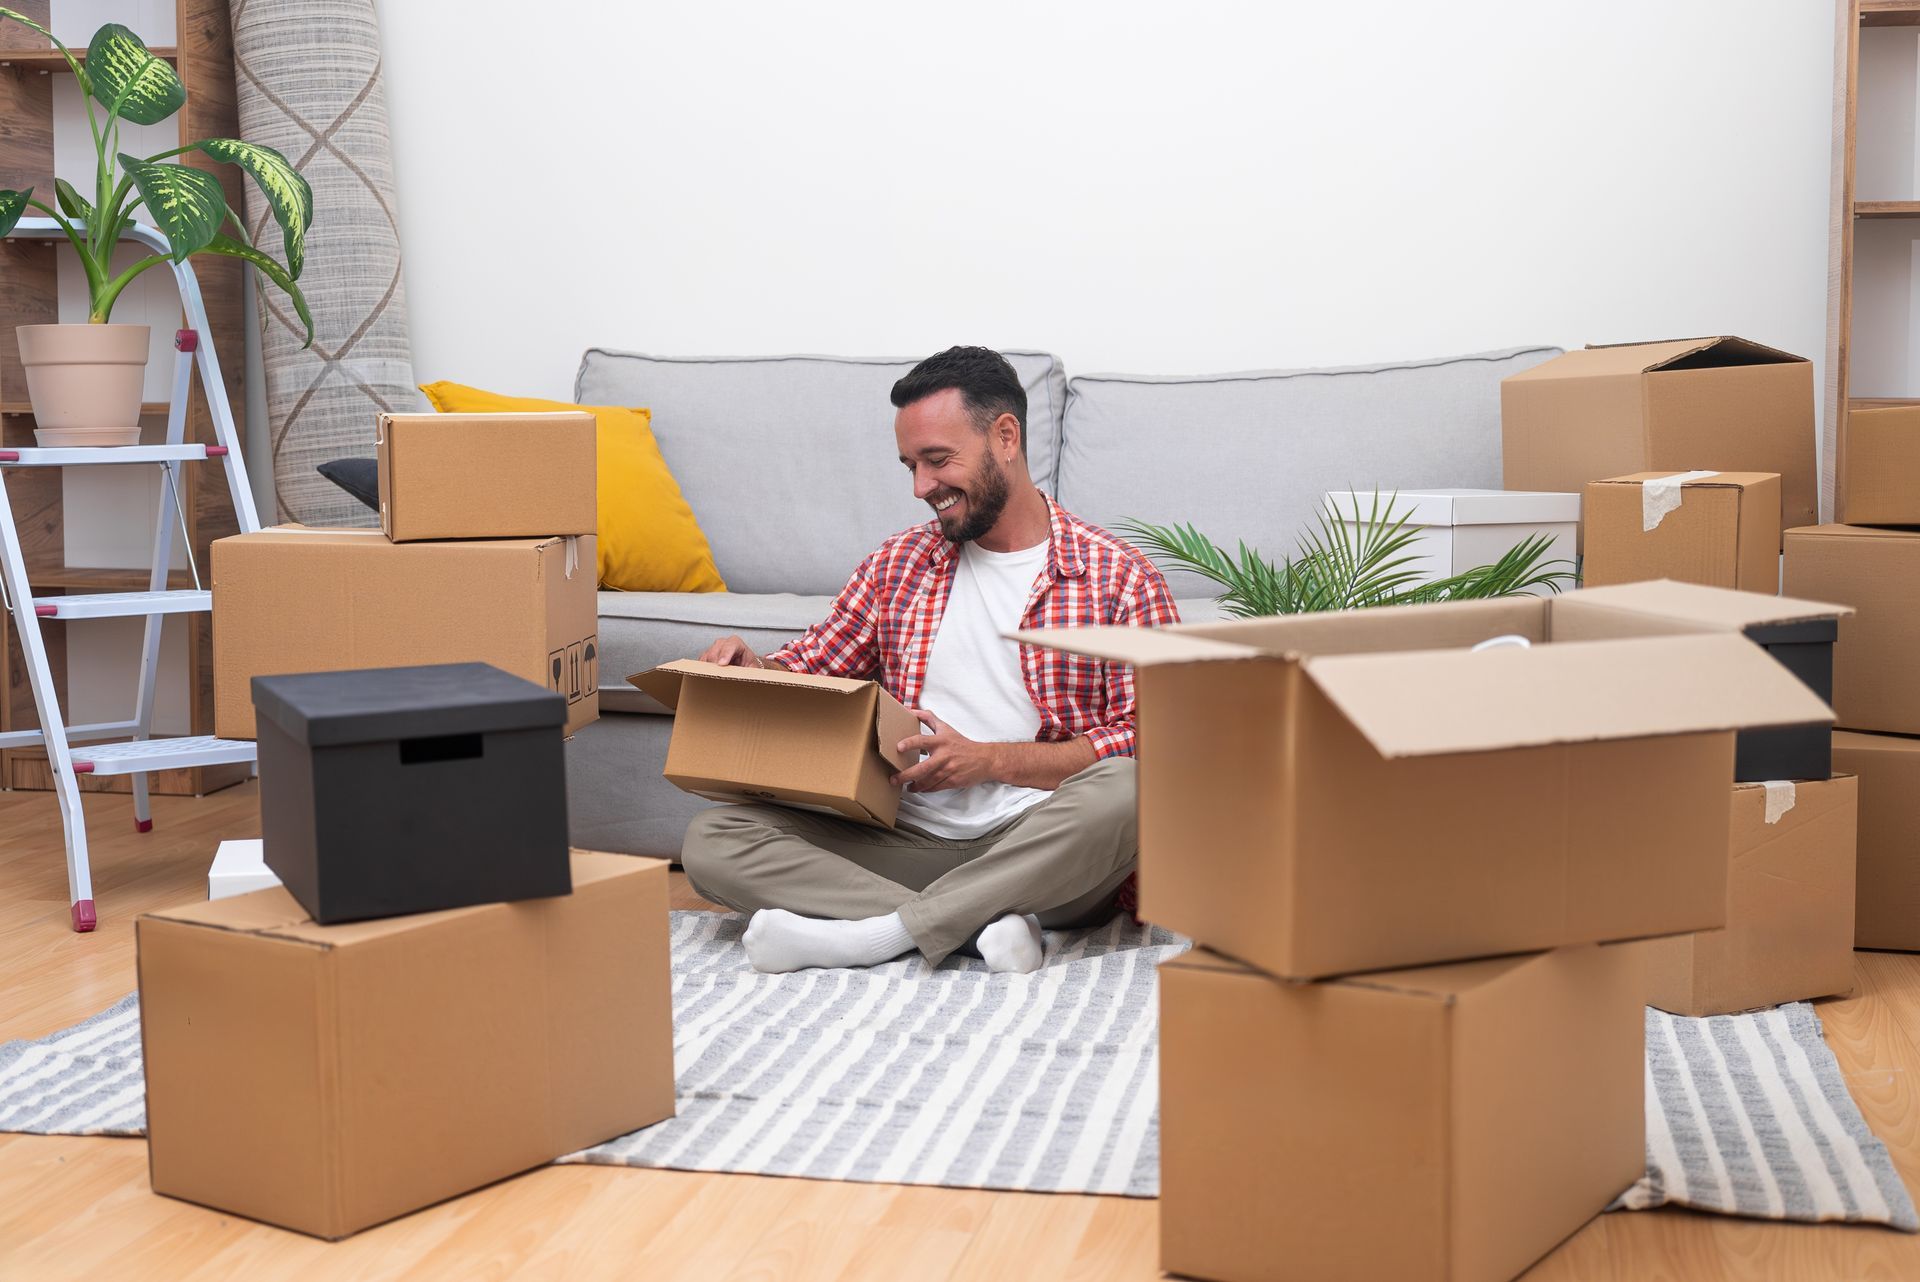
[1,217,262,932]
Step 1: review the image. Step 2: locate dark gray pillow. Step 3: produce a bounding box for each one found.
[316,458,379,512]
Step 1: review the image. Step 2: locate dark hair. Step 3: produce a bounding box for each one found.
[890,346,1027,459]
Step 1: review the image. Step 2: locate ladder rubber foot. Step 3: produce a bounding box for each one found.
[134,817,153,833]
[70,900,97,932]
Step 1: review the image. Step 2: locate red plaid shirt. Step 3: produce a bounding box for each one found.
[769,494,1181,760]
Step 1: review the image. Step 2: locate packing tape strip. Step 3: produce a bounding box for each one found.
[1763,780,1796,825]
[564,535,580,580]
[1642,470,1719,532]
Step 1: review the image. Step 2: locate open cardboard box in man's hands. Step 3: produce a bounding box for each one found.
[1017,579,1843,979]
[630,660,923,827]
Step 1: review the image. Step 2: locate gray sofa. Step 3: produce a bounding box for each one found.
[564,344,1561,857]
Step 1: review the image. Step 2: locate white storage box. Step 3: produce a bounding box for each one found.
[1324,488,1579,595]
[207,838,282,901]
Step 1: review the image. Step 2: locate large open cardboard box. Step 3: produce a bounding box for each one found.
[1018,580,1836,978]
[1160,942,1645,1282]
[1501,337,1815,546]
[213,527,599,738]
[1644,776,1857,1016]
[630,659,922,827]
[376,411,596,542]
[138,851,673,1240]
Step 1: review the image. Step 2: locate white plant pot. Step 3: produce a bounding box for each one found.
[17,323,149,447]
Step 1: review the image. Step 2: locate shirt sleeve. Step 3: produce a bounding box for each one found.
[1083,562,1183,760]
[766,550,883,678]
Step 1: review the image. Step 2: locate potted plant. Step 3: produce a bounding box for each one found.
[0,12,312,445]
[1118,491,1576,617]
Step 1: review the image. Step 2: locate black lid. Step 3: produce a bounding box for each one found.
[251,663,566,747]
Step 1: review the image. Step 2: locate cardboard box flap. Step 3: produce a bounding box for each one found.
[1558,580,1852,630]
[1007,626,1267,666]
[874,695,923,773]
[627,658,875,709]
[1633,335,1805,371]
[1301,633,1834,759]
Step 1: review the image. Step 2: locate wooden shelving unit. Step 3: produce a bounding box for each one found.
[0,0,246,796]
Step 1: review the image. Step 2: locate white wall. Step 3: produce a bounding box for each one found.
[376,1,1836,410]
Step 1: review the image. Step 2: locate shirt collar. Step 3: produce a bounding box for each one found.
[929,490,1086,579]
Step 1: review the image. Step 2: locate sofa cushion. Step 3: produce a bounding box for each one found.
[598,588,1225,714]
[574,350,1068,595]
[1053,346,1561,597]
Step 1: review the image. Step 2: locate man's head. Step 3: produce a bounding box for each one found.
[891,347,1029,543]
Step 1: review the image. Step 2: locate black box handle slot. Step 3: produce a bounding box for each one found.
[399,732,484,765]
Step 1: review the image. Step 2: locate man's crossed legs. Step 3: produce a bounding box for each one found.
[681,757,1140,973]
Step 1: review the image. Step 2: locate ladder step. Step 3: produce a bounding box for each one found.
[69,736,256,776]
[32,589,211,620]
[0,444,214,467]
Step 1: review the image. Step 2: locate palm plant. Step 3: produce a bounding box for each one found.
[1117,491,1576,618]
[0,13,312,342]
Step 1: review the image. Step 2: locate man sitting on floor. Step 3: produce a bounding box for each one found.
[683,345,1179,976]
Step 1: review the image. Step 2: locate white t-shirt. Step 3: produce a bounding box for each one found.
[895,538,1052,840]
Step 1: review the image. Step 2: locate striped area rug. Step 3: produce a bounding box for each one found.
[1,918,1915,1220]
[1615,1004,1917,1228]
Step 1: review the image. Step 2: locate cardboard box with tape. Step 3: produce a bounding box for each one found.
[1581,471,1780,593]
[628,660,923,827]
[1833,730,1920,950]
[1644,776,1857,1016]
[1159,942,1646,1282]
[138,851,675,1240]
[1501,337,1815,547]
[1784,524,1920,735]
[1018,580,1836,978]
[212,527,599,738]
[376,411,596,542]
[1840,404,1920,527]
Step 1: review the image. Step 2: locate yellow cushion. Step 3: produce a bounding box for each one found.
[418,381,727,593]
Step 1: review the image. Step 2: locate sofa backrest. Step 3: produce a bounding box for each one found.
[575,350,1068,595]
[1051,346,1563,598]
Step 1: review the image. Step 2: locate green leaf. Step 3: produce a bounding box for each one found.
[201,232,313,348]
[0,9,87,89]
[117,155,225,261]
[193,139,311,278]
[87,24,185,125]
[0,187,30,238]
[54,177,92,223]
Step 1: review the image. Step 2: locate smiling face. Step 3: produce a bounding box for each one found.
[895,387,1016,544]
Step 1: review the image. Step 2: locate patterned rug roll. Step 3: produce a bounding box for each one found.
[229,0,426,526]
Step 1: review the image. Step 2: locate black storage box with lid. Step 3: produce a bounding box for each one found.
[252,662,571,923]
[1735,617,1839,783]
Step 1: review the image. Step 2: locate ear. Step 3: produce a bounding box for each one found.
[992,411,1022,462]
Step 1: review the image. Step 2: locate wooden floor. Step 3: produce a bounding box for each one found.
[3,788,1920,1281]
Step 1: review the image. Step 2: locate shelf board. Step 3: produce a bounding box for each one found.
[1,402,175,417]
[24,566,195,591]
[0,46,178,72]
[1855,201,1920,219]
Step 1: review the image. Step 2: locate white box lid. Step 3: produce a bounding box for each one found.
[1324,488,1581,528]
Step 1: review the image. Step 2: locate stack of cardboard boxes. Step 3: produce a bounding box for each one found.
[137,413,674,1239]
[210,411,604,741]
[1783,403,1920,952]
[1503,339,1864,1020]
[1020,583,1835,1282]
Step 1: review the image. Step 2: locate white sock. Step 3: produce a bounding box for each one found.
[976,912,1045,975]
[742,908,917,973]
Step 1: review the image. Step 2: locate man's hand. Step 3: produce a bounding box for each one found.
[891,709,1004,793]
[700,635,766,669]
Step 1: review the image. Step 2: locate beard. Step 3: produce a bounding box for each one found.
[935,452,1012,544]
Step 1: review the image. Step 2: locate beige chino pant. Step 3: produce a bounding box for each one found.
[680,757,1140,966]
